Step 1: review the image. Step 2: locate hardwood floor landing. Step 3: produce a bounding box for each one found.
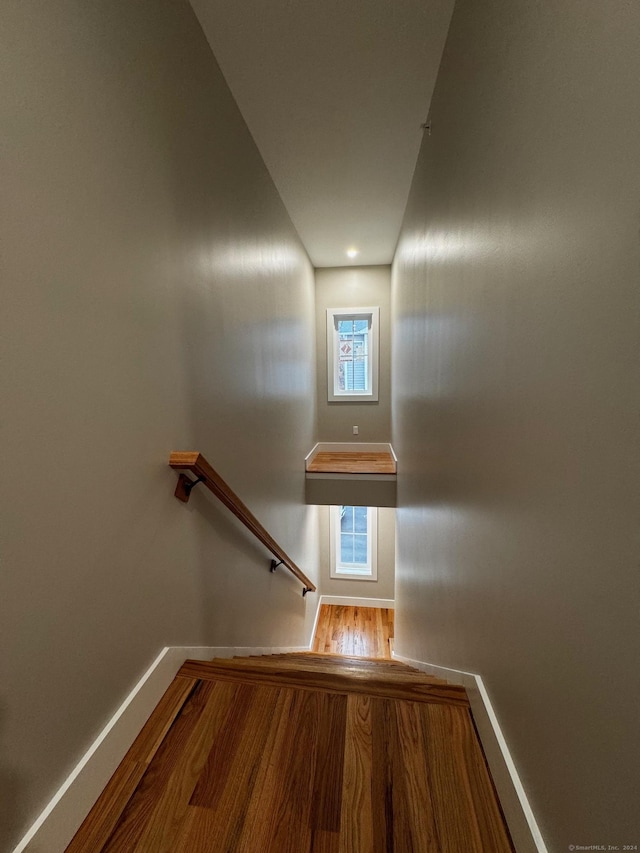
[312,604,394,658]
[306,450,396,475]
[66,664,514,852]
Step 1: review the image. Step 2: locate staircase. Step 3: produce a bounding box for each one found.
[66,653,515,852]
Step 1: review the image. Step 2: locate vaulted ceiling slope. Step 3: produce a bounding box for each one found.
[190,0,454,268]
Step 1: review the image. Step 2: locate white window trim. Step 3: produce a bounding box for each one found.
[329,505,378,581]
[326,307,379,402]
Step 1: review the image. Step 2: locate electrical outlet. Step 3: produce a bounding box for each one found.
[352,426,359,435]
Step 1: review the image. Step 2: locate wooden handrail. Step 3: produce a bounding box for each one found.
[169,451,316,595]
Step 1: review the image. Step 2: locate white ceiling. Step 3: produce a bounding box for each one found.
[190,0,454,268]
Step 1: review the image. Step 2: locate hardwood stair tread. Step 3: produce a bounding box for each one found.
[260,652,414,668]
[236,653,413,667]
[225,655,449,684]
[180,659,469,707]
[225,658,449,684]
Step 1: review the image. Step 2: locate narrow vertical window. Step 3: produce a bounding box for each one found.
[337,318,369,392]
[330,505,378,580]
[327,308,379,401]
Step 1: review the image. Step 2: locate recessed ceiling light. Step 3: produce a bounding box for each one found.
[346,247,359,259]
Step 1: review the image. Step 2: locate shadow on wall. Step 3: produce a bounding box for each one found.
[0,705,26,851]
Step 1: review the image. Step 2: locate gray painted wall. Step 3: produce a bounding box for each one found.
[318,507,396,600]
[392,1,640,849]
[315,266,392,442]
[1,1,318,847]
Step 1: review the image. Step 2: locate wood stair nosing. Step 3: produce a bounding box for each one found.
[221,657,450,685]
[234,653,418,672]
[259,652,407,665]
[235,653,407,666]
[180,659,469,708]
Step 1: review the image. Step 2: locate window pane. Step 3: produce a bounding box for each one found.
[353,534,368,564]
[340,533,368,566]
[341,359,367,392]
[354,506,368,533]
[336,321,369,392]
[340,533,354,564]
[340,505,353,533]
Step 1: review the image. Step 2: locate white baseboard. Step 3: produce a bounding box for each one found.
[11,643,309,853]
[308,594,324,649]
[392,653,548,853]
[318,594,395,609]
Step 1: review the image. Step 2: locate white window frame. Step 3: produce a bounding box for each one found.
[329,505,378,581]
[326,307,379,402]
